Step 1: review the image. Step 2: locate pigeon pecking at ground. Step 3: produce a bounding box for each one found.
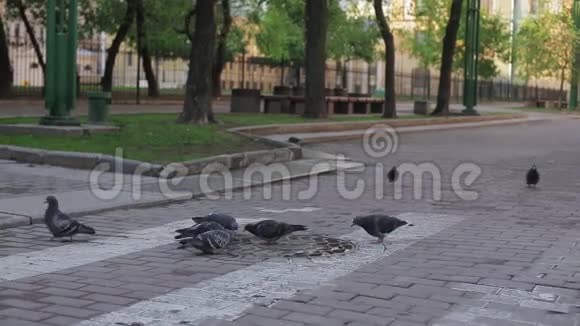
[192,212,239,231]
[387,166,399,183]
[175,221,225,247]
[288,136,302,144]
[351,214,412,251]
[244,219,308,244]
[44,196,96,242]
[526,164,540,187]
[179,229,236,254]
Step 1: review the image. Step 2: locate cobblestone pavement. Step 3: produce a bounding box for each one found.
[2,118,580,325]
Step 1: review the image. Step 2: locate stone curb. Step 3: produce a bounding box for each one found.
[0,144,302,179]
[285,117,549,144]
[229,113,528,136]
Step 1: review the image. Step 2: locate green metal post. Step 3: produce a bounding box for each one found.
[45,0,56,111]
[569,0,580,110]
[66,0,78,112]
[463,0,481,115]
[40,0,80,126]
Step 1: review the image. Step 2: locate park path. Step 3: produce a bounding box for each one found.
[0,115,579,325]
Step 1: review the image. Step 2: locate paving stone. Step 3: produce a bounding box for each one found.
[40,305,100,318]
[519,299,570,313]
[38,296,95,308]
[283,312,346,326]
[44,316,85,326]
[82,293,137,305]
[446,282,501,294]
[0,318,49,326]
[272,300,333,316]
[246,306,290,319]
[533,285,580,298]
[472,316,534,326]
[235,315,305,326]
[0,307,53,321]
[37,287,89,298]
[0,298,47,309]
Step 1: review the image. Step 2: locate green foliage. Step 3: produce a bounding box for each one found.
[455,11,511,79]
[254,1,304,63]
[91,0,192,58]
[398,0,511,79]
[225,25,248,61]
[515,9,578,83]
[5,0,96,39]
[254,0,379,64]
[89,0,248,60]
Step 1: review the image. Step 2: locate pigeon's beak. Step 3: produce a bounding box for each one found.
[350,223,355,227]
[408,224,414,227]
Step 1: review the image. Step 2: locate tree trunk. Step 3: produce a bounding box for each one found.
[373,0,397,118]
[295,64,301,87]
[101,0,136,92]
[13,0,44,75]
[212,0,232,98]
[0,15,12,97]
[178,0,217,124]
[559,67,566,107]
[136,0,160,97]
[303,0,328,118]
[280,63,285,86]
[432,0,463,116]
[341,60,348,89]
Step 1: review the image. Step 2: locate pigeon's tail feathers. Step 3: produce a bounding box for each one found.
[174,234,189,240]
[78,224,96,235]
[192,217,206,224]
[290,224,308,232]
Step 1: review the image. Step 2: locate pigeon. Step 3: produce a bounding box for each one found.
[192,213,238,231]
[244,220,308,244]
[351,214,411,251]
[44,196,96,242]
[526,165,540,187]
[387,166,399,183]
[175,221,225,241]
[288,136,302,144]
[179,229,235,254]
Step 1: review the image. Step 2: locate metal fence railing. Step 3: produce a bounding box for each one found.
[5,34,566,103]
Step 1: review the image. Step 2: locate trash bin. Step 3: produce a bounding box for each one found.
[230,89,261,113]
[87,92,111,124]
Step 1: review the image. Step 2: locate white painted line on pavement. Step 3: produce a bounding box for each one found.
[0,218,260,282]
[256,207,322,213]
[78,213,464,326]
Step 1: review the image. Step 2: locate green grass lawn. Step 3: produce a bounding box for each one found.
[0,113,422,164]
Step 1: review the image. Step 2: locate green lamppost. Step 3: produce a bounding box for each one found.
[40,0,80,126]
[462,0,481,115]
[569,0,580,110]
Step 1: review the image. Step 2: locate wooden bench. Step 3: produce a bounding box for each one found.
[325,96,384,115]
[262,95,384,115]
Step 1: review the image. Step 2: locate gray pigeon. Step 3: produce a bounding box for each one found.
[180,229,235,254]
[192,213,238,231]
[526,165,540,187]
[387,166,399,183]
[244,220,308,244]
[175,221,225,248]
[352,214,411,250]
[288,136,302,144]
[44,196,96,242]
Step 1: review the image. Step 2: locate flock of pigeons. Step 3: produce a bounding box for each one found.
[43,196,412,253]
[41,164,540,254]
